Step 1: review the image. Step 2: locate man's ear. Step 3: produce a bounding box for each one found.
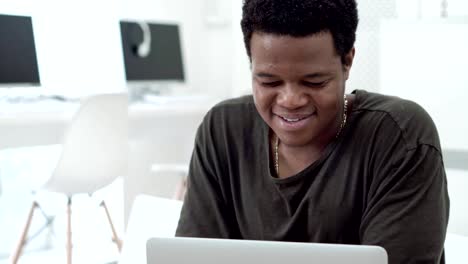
[343,47,355,80]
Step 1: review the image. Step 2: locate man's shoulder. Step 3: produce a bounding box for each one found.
[353,90,441,151]
[205,94,256,121]
[200,94,260,132]
[353,90,423,114]
[212,94,255,112]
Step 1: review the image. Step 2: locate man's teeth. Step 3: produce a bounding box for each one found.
[282,117,302,122]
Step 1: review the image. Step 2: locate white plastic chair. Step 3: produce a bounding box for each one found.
[11,93,129,264]
[126,100,211,220]
[150,163,188,201]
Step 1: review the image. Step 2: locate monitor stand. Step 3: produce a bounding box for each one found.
[128,83,173,102]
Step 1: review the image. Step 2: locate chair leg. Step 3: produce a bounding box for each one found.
[172,177,187,201]
[10,201,39,264]
[100,200,122,252]
[66,197,72,264]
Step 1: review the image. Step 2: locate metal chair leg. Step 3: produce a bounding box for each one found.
[100,200,122,252]
[11,197,118,264]
[66,197,72,264]
[10,201,39,264]
[173,177,187,201]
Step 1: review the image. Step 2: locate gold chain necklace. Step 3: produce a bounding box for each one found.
[274,94,348,176]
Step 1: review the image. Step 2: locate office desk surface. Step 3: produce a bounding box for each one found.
[0,99,215,149]
[0,101,78,149]
[118,194,182,264]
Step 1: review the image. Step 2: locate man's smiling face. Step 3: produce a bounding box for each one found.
[251,31,353,147]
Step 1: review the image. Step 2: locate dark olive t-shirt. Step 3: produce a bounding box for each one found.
[176,90,449,264]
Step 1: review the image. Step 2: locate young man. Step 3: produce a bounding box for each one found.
[176,1,449,263]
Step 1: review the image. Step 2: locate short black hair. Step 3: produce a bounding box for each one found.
[241,0,359,64]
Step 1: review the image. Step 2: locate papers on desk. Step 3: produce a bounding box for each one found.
[0,100,80,116]
[118,194,182,264]
[142,94,214,105]
[0,100,80,149]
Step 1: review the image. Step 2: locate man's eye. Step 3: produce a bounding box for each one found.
[262,81,282,87]
[303,81,327,87]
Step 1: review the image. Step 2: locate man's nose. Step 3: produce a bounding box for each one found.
[277,84,308,109]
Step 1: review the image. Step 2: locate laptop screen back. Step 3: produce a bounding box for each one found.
[147,237,387,264]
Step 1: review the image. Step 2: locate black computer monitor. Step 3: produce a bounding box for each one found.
[0,14,40,86]
[119,20,185,96]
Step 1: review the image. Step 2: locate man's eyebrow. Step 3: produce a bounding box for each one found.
[254,72,278,78]
[303,72,330,78]
[254,72,331,78]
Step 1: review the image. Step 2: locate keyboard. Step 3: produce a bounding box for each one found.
[0,94,80,103]
[0,97,80,115]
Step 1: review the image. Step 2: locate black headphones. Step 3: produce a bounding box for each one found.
[134,21,151,58]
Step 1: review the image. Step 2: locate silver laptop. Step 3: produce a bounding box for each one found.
[147,237,387,264]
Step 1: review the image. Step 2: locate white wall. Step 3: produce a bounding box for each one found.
[230,0,251,97]
[380,20,468,151]
[396,0,468,19]
[201,0,236,98]
[1,0,127,97]
[229,0,401,96]
[346,0,398,93]
[2,0,467,101]
[229,0,468,96]
[1,0,236,99]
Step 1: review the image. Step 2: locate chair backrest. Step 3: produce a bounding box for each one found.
[45,93,128,196]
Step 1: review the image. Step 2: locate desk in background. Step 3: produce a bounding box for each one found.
[0,96,218,225]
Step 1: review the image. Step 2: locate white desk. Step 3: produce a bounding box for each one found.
[0,101,78,149]
[0,97,217,225]
[125,100,213,225]
[0,99,213,148]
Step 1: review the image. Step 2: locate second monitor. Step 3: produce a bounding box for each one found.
[0,13,40,87]
[119,20,185,97]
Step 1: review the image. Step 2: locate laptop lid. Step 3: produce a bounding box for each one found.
[146,237,387,264]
